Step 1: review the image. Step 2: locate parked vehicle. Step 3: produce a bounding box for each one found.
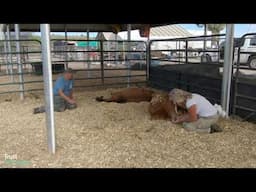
[199,34,256,68]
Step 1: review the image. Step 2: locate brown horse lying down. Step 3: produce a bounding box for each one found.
[148,93,186,121]
[96,88,155,103]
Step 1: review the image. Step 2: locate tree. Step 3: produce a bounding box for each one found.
[207,24,225,47]
[196,24,208,49]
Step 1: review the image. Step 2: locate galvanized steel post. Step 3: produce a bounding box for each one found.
[115,34,118,65]
[146,39,151,82]
[221,24,234,116]
[6,24,14,82]
[203,24,207,51]
[40,24,56,154]
[15,24,24,100]
[100,40,104,85]
[64,24,68,70]
[87,29,91,78]
[3,32,9,74]
[127,24,131,87]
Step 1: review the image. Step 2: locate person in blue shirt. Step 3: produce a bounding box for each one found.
[33,68,77,114]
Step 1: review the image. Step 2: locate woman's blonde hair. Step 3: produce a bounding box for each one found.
[168,88,192,104]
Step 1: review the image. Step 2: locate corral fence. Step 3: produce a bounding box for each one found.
[0,39,42,95]
[148,33,256,122]
[1,34,256,122]
[0,39,147,95]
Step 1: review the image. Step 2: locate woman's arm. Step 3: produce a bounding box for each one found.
[172,104,198,123]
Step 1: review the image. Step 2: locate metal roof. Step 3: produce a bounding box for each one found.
[95,32,122,40]
[5,24,166,32]
[150,24,192,37]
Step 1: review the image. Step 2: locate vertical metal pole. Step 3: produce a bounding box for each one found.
[87,30,91,78]
[203,24,207,50]
[115,34,118,65]
[100,40,104,85]
[64,25,68,70]
[0,24,3,72]
[3,32,9,74]
[146,40,151,82]
[179,40,181,64]
[221,24,234,116]
[122,41,125,65]
[6,25,14,82]
[107,40,110,63]
[40,24,56,154]
[15,24,24,100]
[232,45,241,115]
[127,24,131,87]
[185,40,188,64]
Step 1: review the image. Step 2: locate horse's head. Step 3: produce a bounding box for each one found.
[149,93,169,113]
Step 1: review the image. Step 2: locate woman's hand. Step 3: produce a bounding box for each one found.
[171,116,183,124]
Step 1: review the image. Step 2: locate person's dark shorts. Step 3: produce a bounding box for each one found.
[54,95,77,112]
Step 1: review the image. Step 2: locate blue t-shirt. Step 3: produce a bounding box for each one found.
[53,76,74,96]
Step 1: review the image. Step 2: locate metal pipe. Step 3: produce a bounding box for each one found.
[100,40,104,85]
[15,24,25,100]
[107,38,110,63]
[203,24,207,50]
[122,41,125,64]
[64,24,68,70]
[185,40,188,64]
[115,34,118,65]
[3,32,9,74]
[146,40,151,82]
[127,24,131,87]
[6,25,14,82]
[221,24,234,116]
[87,29,91,78]
[40,24,56,154]
[0,24,3,72]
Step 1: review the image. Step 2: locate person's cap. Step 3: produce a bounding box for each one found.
[64,68,74,74]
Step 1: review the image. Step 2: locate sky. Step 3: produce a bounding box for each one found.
[179,24,256,37]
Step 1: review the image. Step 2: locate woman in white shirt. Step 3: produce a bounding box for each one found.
[169,88,221,133]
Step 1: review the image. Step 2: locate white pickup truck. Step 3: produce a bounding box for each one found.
[200,34,256,68]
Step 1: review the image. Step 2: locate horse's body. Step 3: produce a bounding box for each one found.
[96,88,155,103]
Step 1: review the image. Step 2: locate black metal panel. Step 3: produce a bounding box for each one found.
[149,64,256,122]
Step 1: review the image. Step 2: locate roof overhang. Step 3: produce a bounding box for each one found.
[5,24,168,32]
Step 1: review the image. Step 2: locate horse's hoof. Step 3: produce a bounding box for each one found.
[96,96,103,101]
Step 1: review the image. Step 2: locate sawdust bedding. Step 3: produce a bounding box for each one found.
[0,87,256,168]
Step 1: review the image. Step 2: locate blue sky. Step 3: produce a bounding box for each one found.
[179,24,256,37]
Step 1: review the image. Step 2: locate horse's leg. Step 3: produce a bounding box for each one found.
[95,96,114,102]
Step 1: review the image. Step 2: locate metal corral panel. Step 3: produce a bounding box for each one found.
[149,64,256,122]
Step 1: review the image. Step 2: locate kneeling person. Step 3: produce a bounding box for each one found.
[169,88,221,134]
[33,68,77,114]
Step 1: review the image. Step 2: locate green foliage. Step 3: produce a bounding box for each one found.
[207,24,225,34]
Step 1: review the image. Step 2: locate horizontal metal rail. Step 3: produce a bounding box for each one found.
[236,94,256,101]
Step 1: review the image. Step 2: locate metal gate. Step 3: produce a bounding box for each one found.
[0,39,42,95]
[232,33,256,122]
[50,39,147,90]
[148,33,256,122]
[0,39,147,96]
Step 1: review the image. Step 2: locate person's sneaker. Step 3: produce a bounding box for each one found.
[210,124,223,133]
